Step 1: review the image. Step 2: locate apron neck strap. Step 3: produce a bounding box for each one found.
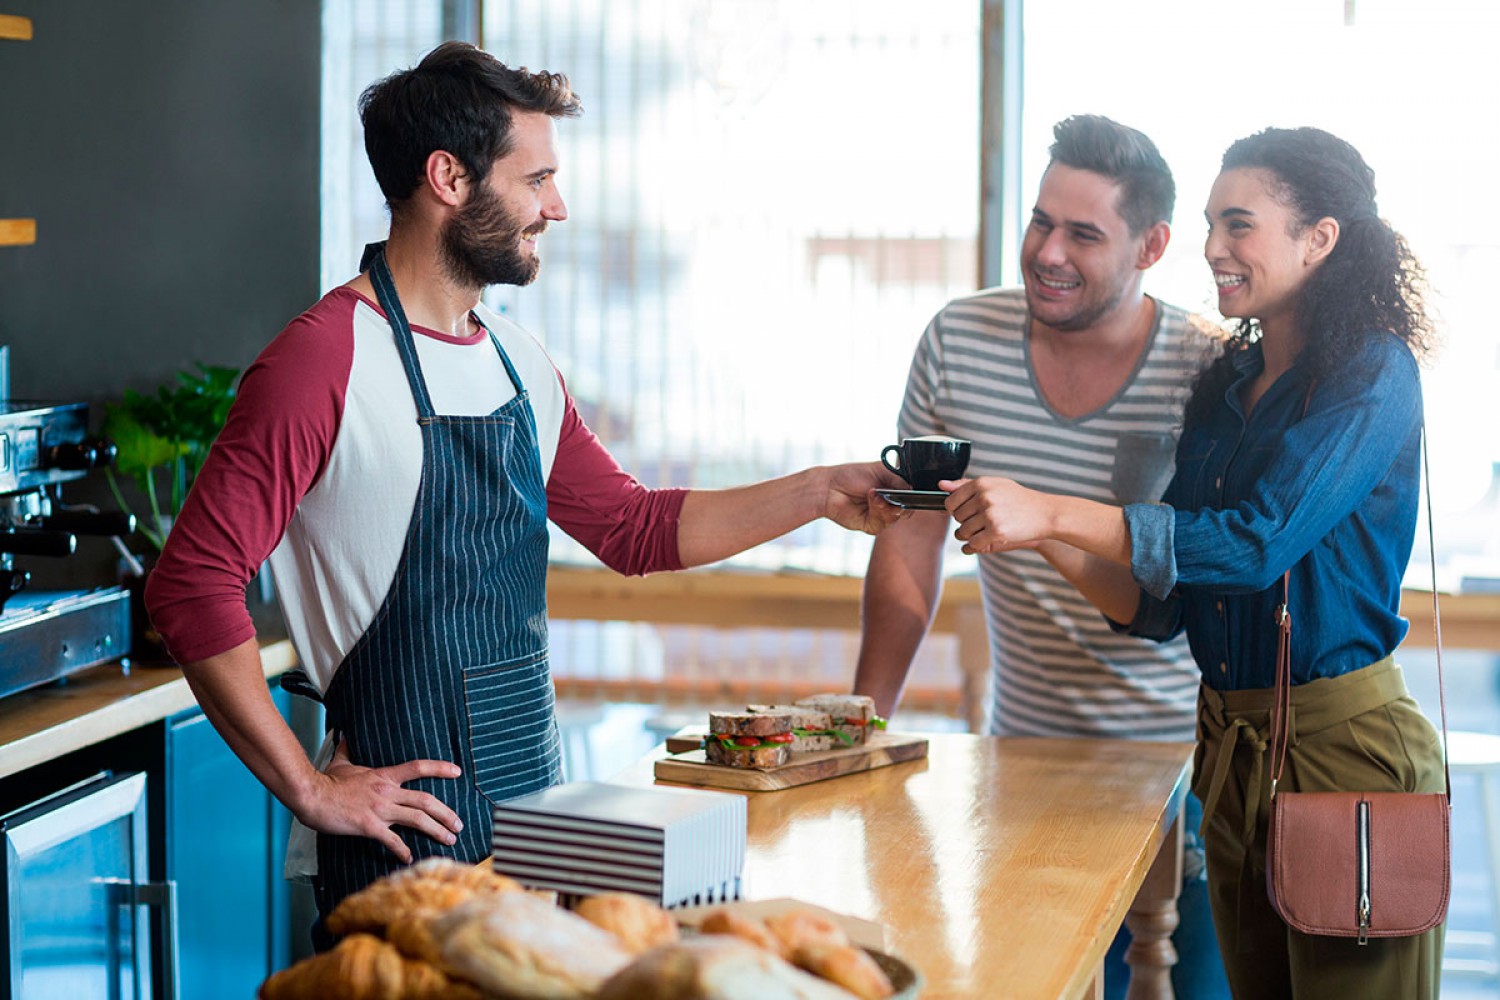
[363,241,437,418]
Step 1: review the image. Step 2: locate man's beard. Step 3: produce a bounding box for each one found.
[1024,269,1129,333]
[439,182,543,289]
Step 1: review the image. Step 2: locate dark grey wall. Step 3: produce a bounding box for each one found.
[0,0,320,585]
[0,0,320,404]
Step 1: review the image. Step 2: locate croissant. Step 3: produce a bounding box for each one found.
[698,910,782,956]
[430,891,633,998]
[257,933,487,1000]
[386,909,447,966]
[763,909,851,956]
[594,937,859,1000]
[791,942,895,1000]
[328,856,523,936]
[574,892,680,955]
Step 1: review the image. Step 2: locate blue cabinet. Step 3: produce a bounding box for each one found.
[163,684,292,997]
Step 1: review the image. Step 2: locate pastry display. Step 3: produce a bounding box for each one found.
[258,859,910,1000]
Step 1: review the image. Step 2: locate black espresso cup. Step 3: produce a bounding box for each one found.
[880,436,971,490]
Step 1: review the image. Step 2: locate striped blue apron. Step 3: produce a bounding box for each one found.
[310,243,563,928]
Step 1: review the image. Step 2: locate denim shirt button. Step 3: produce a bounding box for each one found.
[1216,601,1224,615]
[1215,476,1222,489]
[1219,661,1228,674]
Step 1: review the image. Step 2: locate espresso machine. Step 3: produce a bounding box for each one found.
[0,346,135,699]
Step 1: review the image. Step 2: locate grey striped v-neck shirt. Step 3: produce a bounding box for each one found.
[899,288,1215,740]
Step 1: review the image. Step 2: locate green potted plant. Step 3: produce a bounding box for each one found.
[101,362,239,658]
[103,362,239,553]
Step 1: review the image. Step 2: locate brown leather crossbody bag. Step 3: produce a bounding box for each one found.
[1263,428,1451,943]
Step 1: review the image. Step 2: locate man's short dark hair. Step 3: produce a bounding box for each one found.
[358,42,582,215]
[1047,115,1175,234]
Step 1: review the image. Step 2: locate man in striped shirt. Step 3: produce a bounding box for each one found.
[853,115,1224,998]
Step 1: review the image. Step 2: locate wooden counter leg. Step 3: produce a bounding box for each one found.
[1123,802,1184,1000]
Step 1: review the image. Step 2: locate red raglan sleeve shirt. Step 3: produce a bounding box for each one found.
[146,289,687,682]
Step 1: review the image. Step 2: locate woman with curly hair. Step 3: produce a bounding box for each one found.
[938,127,1443,997]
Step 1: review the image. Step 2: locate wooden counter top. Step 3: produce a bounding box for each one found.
[615,732,1193,1000]
[0,638,297,780]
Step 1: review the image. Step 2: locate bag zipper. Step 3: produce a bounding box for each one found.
[1357,799,1371,945]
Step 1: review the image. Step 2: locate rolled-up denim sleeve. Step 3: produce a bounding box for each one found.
[1107,501,1185,641]
[1125,501,1177,598]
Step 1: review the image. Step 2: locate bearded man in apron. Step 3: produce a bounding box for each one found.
[145,41,906,949]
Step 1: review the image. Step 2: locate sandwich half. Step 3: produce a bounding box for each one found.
[746,705,846,753]
[706,711,793,768]
[793,694,882,746]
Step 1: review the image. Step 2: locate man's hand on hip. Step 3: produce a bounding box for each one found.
[299,739,465,864]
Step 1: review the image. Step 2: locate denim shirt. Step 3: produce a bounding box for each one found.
[1121,333,1421,691]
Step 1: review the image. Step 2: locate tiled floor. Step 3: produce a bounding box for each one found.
[556,658,1500,997]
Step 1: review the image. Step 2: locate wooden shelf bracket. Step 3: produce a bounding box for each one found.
[0,14,32,40]
[0,219,36,246]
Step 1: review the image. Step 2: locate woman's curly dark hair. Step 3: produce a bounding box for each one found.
[1185,127,1435,424]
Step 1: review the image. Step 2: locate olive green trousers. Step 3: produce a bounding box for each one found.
[1193,658,1446,999]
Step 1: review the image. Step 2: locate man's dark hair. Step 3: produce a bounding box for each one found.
[358,41,582,216]
[1048,114,1175,234]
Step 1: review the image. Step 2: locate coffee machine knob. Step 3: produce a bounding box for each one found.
[0,568,29,613]
[39,511,137,537]
[46,441,100,471]
[0,528,77,557]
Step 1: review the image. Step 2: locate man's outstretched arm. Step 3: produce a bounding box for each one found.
[675,461,906,568]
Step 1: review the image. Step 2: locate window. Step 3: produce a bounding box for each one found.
[324,0,982,576]
[485,0,981,574]
[321,0,448,293]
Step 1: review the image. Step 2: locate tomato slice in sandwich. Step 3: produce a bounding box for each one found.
[732,736,764,748]
[765,732,795,743]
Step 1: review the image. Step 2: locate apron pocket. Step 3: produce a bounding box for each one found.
[462,650,564,804]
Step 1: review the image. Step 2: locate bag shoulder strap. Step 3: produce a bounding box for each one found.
[1267,394,1450,801]
[1422,423,1452,800]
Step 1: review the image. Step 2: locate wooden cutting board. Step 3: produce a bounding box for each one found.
[653,730,929,791]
